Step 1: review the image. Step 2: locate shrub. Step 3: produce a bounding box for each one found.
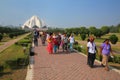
[108,55,120,63]
[73,45,82,52]
[74,41,78,45]
[77,46,81,52]
[9,33,14,38]
[0,33,3,41]
[0,65,4,72]
[15,42,19,45]
[73,45,78,50]
[80,34,86,41]
[113,56,120,63]
[109,34,118,44]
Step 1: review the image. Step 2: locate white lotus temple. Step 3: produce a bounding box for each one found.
[22,15,47,30]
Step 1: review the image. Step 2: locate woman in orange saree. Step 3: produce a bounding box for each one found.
[47,33,53,54]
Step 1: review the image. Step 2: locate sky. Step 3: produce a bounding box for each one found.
[0,0,120,28]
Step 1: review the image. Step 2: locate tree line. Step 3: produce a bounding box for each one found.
[47,24,120,37]
[0,26,27,41]
[65,24,120,37]
[47,24,120,44]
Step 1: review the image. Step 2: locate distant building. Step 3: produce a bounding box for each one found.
[22,15,48,31]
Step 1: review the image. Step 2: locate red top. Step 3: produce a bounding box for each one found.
[53,38,58,45]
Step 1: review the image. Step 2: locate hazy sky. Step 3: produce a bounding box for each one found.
[0,0,120,28]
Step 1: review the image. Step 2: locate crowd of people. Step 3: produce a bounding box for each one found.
[46,32,75,54]
[33,29,114,71]
[33,29,75,54]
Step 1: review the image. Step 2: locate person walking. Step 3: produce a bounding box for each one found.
[47,33,53,54]
[87,36,97,68]
[100,39,114,71]
[62,33,69,52]
[41,32,46,45]
[57,32,62,50]
[53,35,58,53]
[33,30,38,46]
[69,34,75,52]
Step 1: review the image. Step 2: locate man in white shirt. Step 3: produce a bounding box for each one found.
[87,36,97,68]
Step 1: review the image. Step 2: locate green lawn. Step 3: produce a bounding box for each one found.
[0,34,32,80]
[0,44,27,64]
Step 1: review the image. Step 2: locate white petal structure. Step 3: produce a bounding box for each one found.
[22,15,47,30]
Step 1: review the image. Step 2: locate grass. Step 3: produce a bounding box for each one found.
[0,34,32,80]
[102,33,120,42]
[0,44,28,80]
[0,44,28,64]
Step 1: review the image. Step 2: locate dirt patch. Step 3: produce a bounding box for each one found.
[0,67,27,80]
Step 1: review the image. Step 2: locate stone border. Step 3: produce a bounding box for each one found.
[74,49,120,74]
[25,64,34,80]
[25,42,35,80]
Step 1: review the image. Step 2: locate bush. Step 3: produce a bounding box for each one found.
[73,45,78,50]
[113,56,120,63]
[77,46,81,52]
[108,55,120,63]
[73,45,82,52]
[9,33,14,38]
[80,34,86,41]
[109,34,118,44]
[0,33,3,41]
[0,65,4,72]
[74,41,78,45]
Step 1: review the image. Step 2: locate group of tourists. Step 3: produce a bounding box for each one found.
[32,29,114,71]
[46,32,75,54]
[87,36,114,71]
[33,29,75,54]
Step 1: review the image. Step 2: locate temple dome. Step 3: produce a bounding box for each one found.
[22,15,46,29]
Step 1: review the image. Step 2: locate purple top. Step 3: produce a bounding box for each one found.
[101,43,111,55]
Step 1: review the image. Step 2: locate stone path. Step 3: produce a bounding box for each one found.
[32,39,120,80]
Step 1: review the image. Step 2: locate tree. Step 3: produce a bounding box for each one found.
[116,24,120,33]
[80,34,86,41]
[79,27,87,34]
[73,28,80,36]
[85,29,89,37]
[94,29,102,38]
[65,28,73,34]
[9,33,14,38]
[109,34,118,44]
[89,26,97,35]
[0,34,3,41]
[101,26,110,35]
[109,25,118,33]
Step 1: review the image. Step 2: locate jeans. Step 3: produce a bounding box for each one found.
[70,43,73,51]
[53,45,58,53]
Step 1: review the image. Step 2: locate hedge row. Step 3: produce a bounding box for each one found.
[9,31,27,38]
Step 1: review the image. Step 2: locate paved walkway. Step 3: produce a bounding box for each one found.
[32,39,120,80]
